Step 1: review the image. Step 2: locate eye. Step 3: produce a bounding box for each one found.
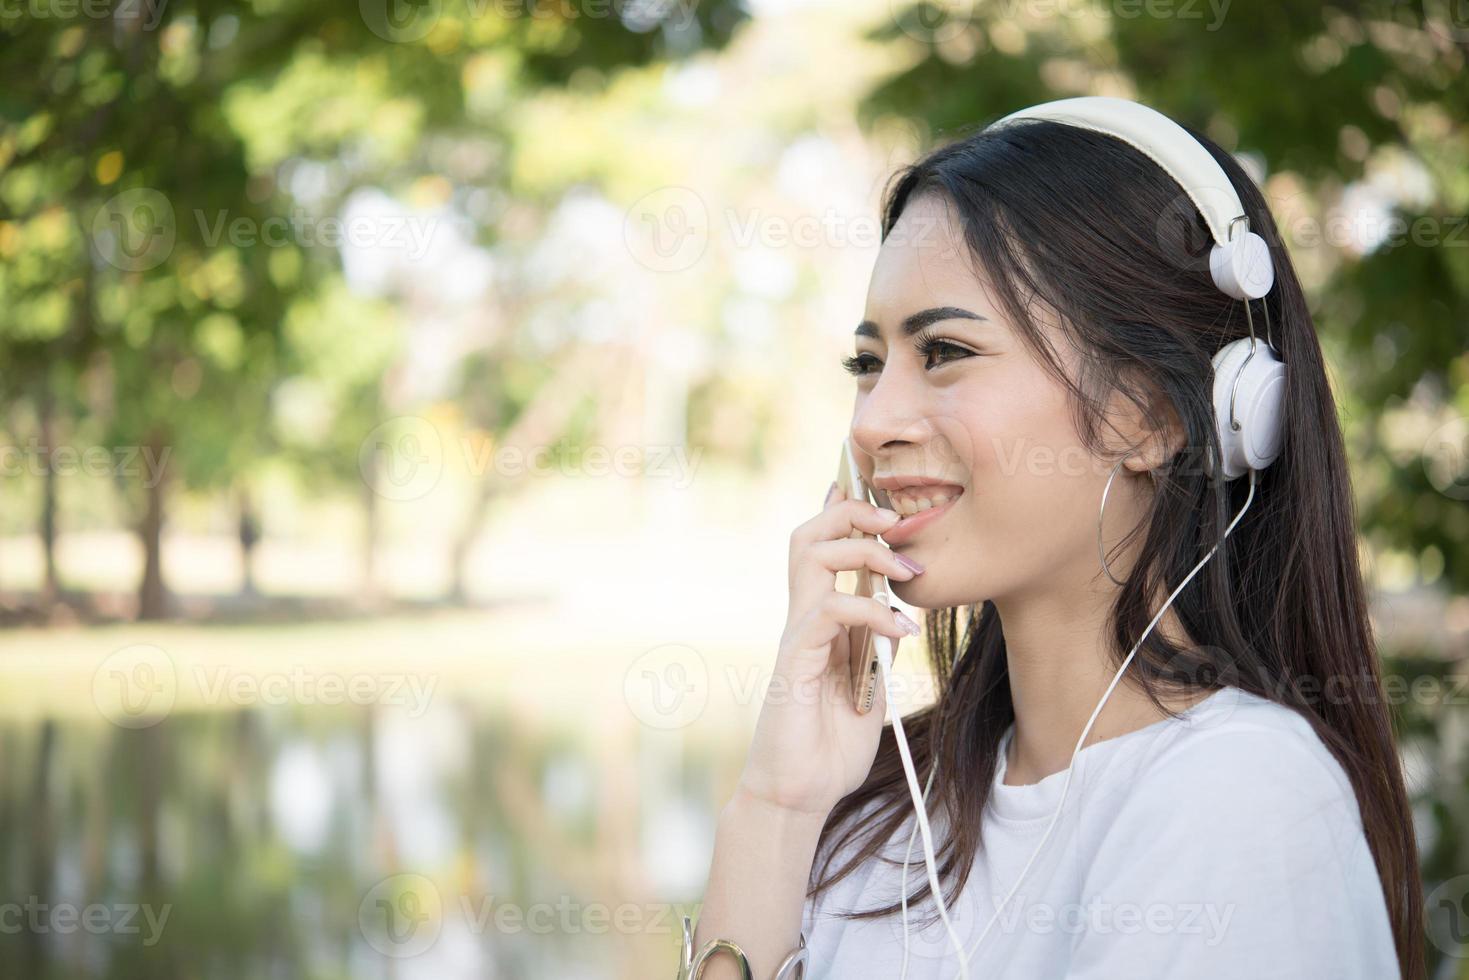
[841,352,882,377]
[915,330,978,370]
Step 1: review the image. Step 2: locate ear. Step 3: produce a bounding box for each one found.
[1104,379,1185,477]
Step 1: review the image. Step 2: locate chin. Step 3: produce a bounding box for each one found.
[888,566,995,611]
[888,575,956,611]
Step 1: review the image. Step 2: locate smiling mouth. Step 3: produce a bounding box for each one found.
[887,485,964,517]
[878,485,965,547]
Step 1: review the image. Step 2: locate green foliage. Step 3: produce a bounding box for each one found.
[0,0,747,597]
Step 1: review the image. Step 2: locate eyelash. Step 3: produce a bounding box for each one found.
[840,330,979,377]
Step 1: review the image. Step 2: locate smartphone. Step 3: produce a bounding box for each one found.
[836,438,884,715]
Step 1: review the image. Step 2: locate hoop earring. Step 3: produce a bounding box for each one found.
[1097,450,1156,587]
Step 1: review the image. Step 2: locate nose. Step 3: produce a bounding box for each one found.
[849,366,938,467]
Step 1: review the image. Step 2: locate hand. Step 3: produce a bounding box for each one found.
[735,479,922,818]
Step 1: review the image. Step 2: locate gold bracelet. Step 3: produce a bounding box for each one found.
[677,914,808,980]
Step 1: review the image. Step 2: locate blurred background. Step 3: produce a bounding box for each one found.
[1,0,1467,976]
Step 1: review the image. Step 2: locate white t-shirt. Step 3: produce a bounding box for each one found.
[800,688,1399,978]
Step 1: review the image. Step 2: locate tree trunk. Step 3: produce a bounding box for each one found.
[361,445,381,607]
[238,485,259,597]
[38,390,60,607]
[440,347,614,604]
[447,482,495,604]
[136,429,169,620]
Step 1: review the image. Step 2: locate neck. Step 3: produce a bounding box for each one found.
[993,578,1205,786]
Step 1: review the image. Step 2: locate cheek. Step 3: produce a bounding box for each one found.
[947,380,1098,561]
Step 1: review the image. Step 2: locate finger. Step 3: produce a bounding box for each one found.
[791,497,901,556]
[792,537,920,602]
[806,537,920,580]
[786,593,917,662]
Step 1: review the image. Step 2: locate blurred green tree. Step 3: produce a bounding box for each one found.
[0,0,747,617]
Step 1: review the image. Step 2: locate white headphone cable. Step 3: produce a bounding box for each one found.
[936,469,1256,978]
[872,586,972,980]
[899,757,940,980]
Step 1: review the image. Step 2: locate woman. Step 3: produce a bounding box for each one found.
[689,99,1423,979]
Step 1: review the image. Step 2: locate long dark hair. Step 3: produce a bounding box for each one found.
[810,115,1425,979]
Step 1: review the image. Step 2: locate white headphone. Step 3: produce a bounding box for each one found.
[992,95,1287,481]
[878,96,1286,980]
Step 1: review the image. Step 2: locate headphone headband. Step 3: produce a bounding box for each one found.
[985,96,1274,302]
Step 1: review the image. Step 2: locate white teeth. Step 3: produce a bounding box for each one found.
[890,489,960,515]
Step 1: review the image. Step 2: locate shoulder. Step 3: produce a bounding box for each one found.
[1068,689,1397,977]
[1140,689,1355,818]
[1088,690,1364,865]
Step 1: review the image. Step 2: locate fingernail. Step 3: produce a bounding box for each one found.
[875,508,900,523]
[893,552,924,575]
[893,609,921,636]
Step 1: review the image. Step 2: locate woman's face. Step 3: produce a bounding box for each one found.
[850,193,1151,610]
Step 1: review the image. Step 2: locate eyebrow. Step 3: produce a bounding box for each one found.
[855,306,987,339]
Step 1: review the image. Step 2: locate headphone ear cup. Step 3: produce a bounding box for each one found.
[1209,231,1275,300]
[1207,337,1287,480]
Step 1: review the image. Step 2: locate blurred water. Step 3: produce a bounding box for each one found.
[0,697,734,979]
